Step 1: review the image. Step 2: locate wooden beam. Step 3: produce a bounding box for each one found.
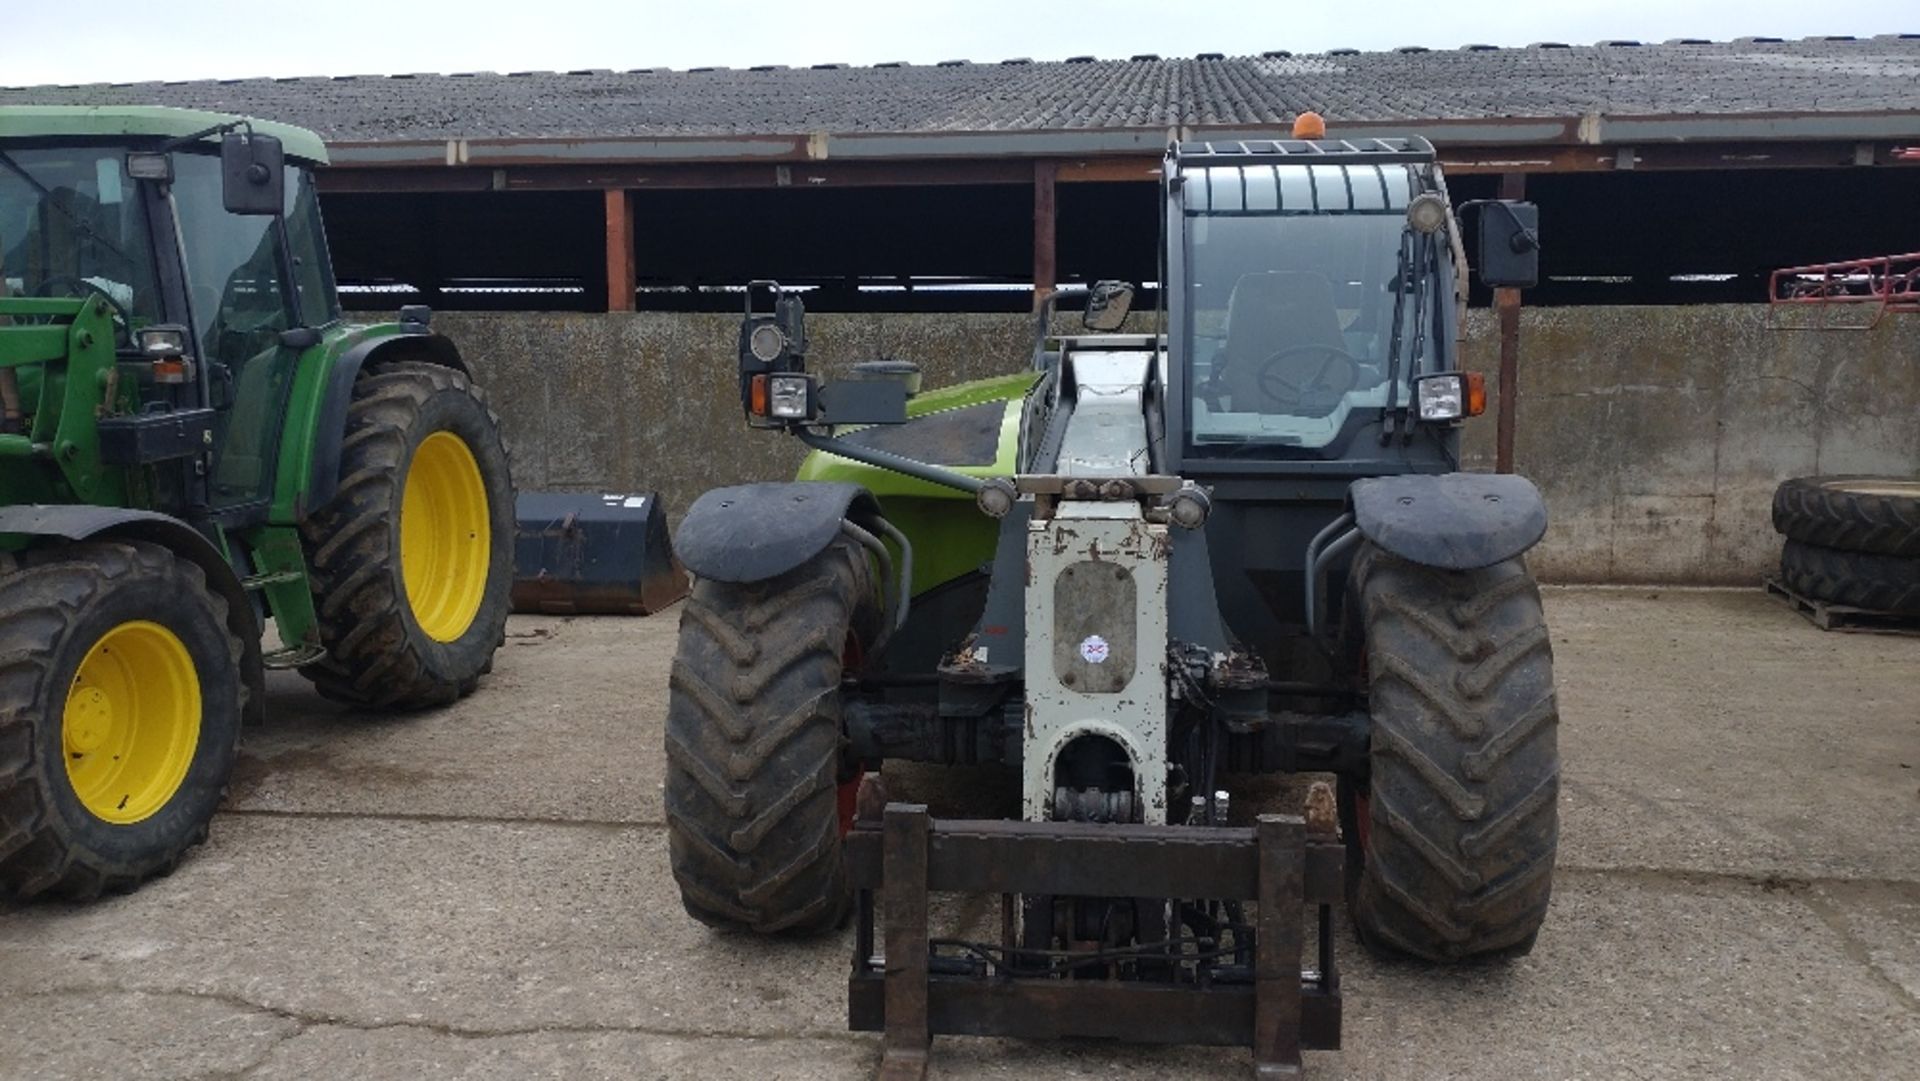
[604,188,636,312]
[1494,172,1527,474]
[1032,160,1058,308]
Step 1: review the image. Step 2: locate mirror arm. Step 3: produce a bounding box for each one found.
[794,429,984,495]
[155,119,252,156]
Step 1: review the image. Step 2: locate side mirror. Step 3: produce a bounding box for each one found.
[1475,200,1540,289]
[1083,280,1135,331]
[221,132,285,215]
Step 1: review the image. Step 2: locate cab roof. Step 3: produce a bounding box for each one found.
[0,105,327,165]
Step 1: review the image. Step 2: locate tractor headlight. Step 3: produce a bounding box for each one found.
[748,322,786,364]
[136,325,189,358]
[768,374,813,419]
[1414,372,1486,422]
[1416,374,1463,421]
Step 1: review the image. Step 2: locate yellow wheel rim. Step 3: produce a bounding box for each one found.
[401,430,491,642]
[63,620,201,824]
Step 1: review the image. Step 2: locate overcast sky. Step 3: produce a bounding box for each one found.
[2,0,1912,86]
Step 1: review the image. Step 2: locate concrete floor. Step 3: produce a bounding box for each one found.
[1,587,1915,1080]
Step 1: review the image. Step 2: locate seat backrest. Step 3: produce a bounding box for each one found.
[1219,271,1345,411]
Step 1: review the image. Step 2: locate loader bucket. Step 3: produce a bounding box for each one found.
[844,795,1344,1079]
[509,491,689,615]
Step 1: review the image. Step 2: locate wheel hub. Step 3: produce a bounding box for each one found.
[63,687,113,753]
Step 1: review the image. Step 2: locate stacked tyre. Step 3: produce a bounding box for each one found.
[1771,476,1920,616]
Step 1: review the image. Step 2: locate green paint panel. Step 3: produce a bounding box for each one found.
[242,525,319,649]
[798,370,1040,595]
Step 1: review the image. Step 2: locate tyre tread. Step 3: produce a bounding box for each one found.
[663,540,870,935]
[1353,547,1560,962]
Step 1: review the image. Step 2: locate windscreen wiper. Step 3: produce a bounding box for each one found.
[1377,230,1415,441]
[1378,228,1436,444]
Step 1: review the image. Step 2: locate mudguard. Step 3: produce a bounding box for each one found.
[0,505,266,725]
[306,330,469,511]
[1349,472,1547,571]
[675,482,880,583]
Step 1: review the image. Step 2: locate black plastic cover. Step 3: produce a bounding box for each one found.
[1349,472,1547,570]
[97,407,217,465]
[674,481,878,583]
[819,379,908,425]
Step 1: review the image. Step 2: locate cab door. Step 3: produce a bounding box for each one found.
[170,153,335,515]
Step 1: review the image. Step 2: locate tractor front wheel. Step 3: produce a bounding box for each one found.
[664,537,877,934]
[299,362,514,710]
[1346,545,1560,962]
[0,541,244,900]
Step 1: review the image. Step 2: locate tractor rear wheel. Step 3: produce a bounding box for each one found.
[0,541,243,900]
[299,361,514,709]
[664,537,877,934]
[1347,545,1559,962]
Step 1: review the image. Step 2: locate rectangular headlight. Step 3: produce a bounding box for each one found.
[768,374,812,419]
[125,152,173,182]
[136,325,190,357]
[1416,374,1464,421]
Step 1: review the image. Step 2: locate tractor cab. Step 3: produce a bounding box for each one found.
[1162,136,1533,474]
[0,108,337,514]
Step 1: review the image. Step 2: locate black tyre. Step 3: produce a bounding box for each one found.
[299,361,514,709]
[1347,546,1559,962]
[0,541,243,900]
[1772,475,1920,558]
[1779,539,1920,615]
[664,537,877,934]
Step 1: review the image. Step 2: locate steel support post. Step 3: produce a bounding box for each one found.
[1494,172,1527,473]
[604,188,636,312]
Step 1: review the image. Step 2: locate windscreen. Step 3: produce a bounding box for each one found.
[0,145,163,341]
[1182,162,1446,454]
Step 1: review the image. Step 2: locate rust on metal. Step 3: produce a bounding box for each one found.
[1493,171,1526,474]
[1032,159,1058,310]
[603,189,636,312]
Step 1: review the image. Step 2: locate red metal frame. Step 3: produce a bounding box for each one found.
[1768,251,1920,329]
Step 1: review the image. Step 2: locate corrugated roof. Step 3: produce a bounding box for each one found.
[2,39,1916,145]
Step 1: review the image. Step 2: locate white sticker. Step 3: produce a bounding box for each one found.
[1078,635,1110,664]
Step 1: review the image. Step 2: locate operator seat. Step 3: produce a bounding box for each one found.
[1218,271,1346,412]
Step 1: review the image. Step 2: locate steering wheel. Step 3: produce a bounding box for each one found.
[1256,344,1361,411]
[33,275,135,331]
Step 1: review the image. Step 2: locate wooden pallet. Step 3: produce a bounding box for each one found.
[1765,577,1920,637]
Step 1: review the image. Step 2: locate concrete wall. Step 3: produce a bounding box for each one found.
[359,306,1920,585]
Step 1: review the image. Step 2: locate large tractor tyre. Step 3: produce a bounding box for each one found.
[1779,539,1920,616]
[0,541,244,900]
[1771,475,1920,558]
[299,361,515,710]
[664,536,879,935]
[1347,546,1560,962]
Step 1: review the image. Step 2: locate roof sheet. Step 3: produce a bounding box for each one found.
[2,39,1916,146]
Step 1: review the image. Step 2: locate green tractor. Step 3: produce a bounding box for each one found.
[0,107,515,899]
[667,134,1555,1074]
